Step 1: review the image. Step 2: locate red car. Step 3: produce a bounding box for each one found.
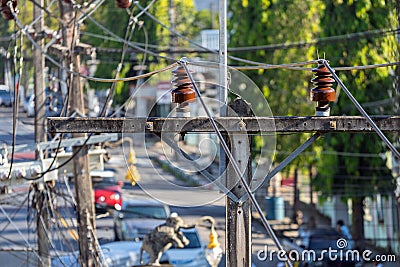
[92,171,124,212]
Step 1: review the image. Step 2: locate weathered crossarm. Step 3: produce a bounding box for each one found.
[48,116,400,133]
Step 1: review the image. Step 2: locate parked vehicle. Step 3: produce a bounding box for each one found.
[0,87,13,107]
[51,241,159,266]
[294,227,359,267]
[165,228,211,267]
[24,94,35,117]
[94,184,122,212]
[91,170,123,213]
[46,93,63,116]
[113,198,170,241]
[24,92,64,117]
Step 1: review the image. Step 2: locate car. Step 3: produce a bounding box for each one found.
[0,87,14,107]
[94,184,122,212]
[294,227,359,267]
[165,228,211,267]
[51,240,163,266]
[113,198,170,241]
[24,94,35,117]
[23,93,64,117]
[92,170,123,213]
[46,93,63,116]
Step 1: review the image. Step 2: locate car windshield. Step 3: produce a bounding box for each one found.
[0,90,12,97]
[172,232,201,249]
[309,236,340,250]
[123,205,168,219]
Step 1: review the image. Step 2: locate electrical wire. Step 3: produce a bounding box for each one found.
[8,6,398,89]
[100,4,139,116]
[80,31,162,49]
[33,3,82,181]
[228,28,399,53]
[0,205,44,264]
[135,1,399,72]
[190,58,319,70]
[323,60,400,159]
[180,58,294,267]
[109,17,150,117]
[6,4,177,178]
[6,24,22,181]
[81,3,175,61]
[135,1,212,55]
[28,0,63,24]
[77,0,106,24]
[28,10,175,178]
[0,194,28,236]
[26,0,398,60]
[8,4,177,83]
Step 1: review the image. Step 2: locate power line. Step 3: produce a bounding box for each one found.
[228,28,399,53]
[0,204,44,264]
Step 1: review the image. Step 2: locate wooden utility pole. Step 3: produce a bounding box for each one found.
[225,99,252,267]
[292,168,299,223]
[58,1,96,266]
[33,1,50,266]
[33,0,46,147]
[168,0,176,52]
[48,114,400,267]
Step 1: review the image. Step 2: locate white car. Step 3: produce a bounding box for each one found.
[51,241,156,266]
[113,198,170,241]
[24,94,35,117]
[165,228,211,267]
[0,86,13,107]
[52,228,211,267]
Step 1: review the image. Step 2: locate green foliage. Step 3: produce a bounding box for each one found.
[314,0,397,199]
[81,0,209,105]
[229,0,325,166]
[229,0,397,202]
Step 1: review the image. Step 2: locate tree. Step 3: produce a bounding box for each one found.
[228,1,398,242]
[228,0,327,220]
[314,0,398,250]
[228,0,325,160]
[81,0,207,105]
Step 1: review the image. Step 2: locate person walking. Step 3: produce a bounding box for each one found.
[336,219,354,249]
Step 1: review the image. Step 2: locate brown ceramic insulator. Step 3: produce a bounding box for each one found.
[171,65,196,104]
[1,0,17,20]
[115,0,132,9]
[310,63,336,105]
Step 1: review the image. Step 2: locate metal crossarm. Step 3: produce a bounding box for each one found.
[48,116,400,134]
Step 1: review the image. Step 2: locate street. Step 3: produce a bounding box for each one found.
[0,107,398,267]
[0,105,281,266]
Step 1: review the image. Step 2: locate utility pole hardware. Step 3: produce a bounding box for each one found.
[58,0,97,266]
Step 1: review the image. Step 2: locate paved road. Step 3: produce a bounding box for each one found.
[106,144,281,267]
[0,106,35,147]
[0,106,316,267]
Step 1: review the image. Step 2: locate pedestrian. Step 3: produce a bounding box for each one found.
[336,219,354,249]
[336,220,351,239]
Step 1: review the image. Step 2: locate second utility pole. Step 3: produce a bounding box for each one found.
[33,0,50,266]
[58,1,96,266]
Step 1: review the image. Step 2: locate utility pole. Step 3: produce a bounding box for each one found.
[58,1,96,266]
[33,0,50,266]
[168,0,176,53]
[309,164,314,207]
[33,0,46,149]
[394,0,400,249]
[292,168,299,223]
[225,99,252,267]
[48,114,400,267]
